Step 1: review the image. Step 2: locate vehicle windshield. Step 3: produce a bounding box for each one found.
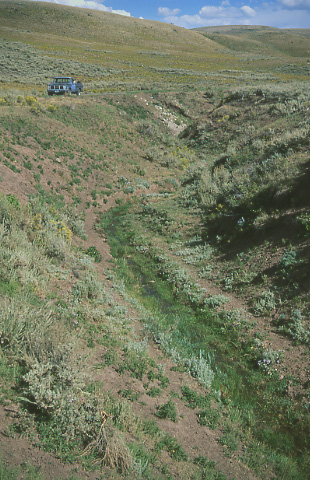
[53,78,70,83]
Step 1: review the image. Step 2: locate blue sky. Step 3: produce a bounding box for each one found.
[32,0,310,28]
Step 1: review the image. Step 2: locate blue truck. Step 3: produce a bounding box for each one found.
[47,77,83,96]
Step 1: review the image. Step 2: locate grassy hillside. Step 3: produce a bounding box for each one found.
[0,0,219,92]
[1,0,309,93]
[0,1,310,479]
[194,25,310,59]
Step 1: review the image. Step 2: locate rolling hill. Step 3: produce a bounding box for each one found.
[194,24,310,58]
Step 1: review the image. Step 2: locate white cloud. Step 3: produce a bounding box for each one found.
[175,14,205,26]
[279,0,310,8]
[111,9,131,16]
[31,0,131,16]
[159,2,310,28]
[199,6,225,17]
[241,5,256,16]
[158,7,181,16]
[162,4,256,26]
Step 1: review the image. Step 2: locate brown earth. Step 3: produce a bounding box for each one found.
[0,92,309,480]
[0,163,259,480]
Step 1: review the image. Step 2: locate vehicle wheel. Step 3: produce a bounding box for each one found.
[48,92,53,96]
[76,90,81,96]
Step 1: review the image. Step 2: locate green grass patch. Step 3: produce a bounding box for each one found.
[0,458,44,480]
[155,433,188,461]
[155,399,178,422]
[0,280,20,297]
[84,246,103,263]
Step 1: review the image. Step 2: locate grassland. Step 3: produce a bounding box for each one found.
[0,1,310,479]
[1,0,309,93]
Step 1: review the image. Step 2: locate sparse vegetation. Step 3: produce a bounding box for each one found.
[0,2,309,479]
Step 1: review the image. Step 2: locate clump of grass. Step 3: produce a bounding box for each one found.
[193,456,227,479]
[146,386,162,397]
[185,352,215,388]
[0,456,44,480]
[287,309,310,344]
[119,389,140,402]
[181,385,209,408]
[118,349,149,380]
[85,422,133,473]
[197,408,220,429]
[181,386,219,428]
[155,433,188,460]
[253,290,277,315]
[111,400,141,433]
[155,399,178,422]
[84,246,103,263]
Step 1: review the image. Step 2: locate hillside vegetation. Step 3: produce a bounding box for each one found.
[0,1,310,480]
[194,25,310,58]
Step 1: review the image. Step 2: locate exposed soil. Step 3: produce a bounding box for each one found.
[0,403,105,479]
[0,164,259,479]
[0,92,309,480]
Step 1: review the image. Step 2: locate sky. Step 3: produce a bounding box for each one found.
[31,0,310,28]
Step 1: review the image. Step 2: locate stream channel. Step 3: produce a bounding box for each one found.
[101,203,309,473]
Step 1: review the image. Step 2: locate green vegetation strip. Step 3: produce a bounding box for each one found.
[101,201,310,479]
[0,194,229,480]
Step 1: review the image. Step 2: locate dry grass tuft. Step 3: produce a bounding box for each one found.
[85,418,133,473]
